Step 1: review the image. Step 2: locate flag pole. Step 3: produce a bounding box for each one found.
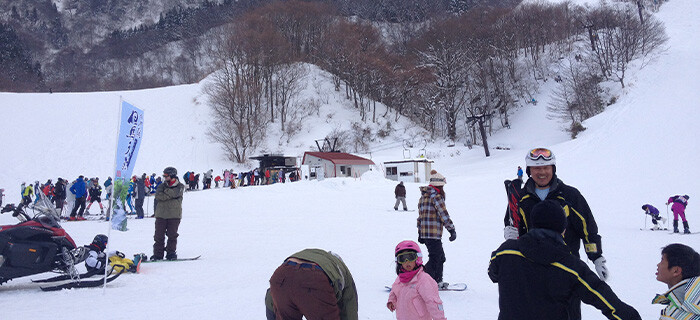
[103,95,124,293]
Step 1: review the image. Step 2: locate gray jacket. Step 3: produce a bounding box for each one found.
[155,179,184,219]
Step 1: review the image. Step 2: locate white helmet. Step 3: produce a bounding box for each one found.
[525,148,556,167]
[525,148,556,176]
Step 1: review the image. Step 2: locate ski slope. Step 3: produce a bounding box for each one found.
[0,1,699,319]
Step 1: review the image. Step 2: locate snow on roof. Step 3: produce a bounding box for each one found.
[302,152,375,165]
[383,158,434,164]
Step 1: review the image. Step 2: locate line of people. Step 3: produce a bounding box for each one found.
[10,173,163,221]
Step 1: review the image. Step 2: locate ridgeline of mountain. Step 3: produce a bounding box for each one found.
[0,0,520,92]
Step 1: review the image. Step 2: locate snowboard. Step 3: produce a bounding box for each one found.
[389,209,415,212]
[142,255,201,263]
[668,231,700,235]
[640,227,668,231]
[385,282,467,292]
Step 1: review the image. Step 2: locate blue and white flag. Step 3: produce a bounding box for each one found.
[111,101,144,231]
[115,101,144,180]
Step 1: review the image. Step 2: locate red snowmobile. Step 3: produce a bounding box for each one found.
[0,195,100,290]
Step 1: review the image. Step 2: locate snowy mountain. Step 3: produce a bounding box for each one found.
[0,1,698,319]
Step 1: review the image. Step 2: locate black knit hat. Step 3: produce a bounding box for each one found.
[531,200,567,233]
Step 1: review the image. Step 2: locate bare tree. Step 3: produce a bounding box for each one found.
[205,26,267,163]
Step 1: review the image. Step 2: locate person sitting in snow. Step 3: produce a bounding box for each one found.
[642,204,667,230]
[84,234,143,274]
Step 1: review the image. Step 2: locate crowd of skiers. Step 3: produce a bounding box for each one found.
[178,168,302,191]
[8,174,162,221]
[4,166,303,221]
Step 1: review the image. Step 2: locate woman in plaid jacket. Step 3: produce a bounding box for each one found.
[417,170,457,288]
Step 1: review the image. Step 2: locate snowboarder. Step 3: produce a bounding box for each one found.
[504,148,607,320]
[69,175,87,221]
[387,240,446,320]
[667,195,691,234]
[394,181,408,211]
[151,167,185,261]
[417,170,456,289]
[214,175,222,188]
[489,200,642,320]
[642,204,667,230]
[652,243,700,319]
[265,249,358,320]
[86,178,104,214]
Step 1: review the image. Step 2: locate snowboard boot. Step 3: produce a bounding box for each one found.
[166,252,177,261]
[394,207,398,211]
[683,221,691,234]
[150,254,163,261]
[673,220,679,233]
[437,282,450,290]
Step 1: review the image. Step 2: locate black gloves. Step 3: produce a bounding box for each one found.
[448,229,457,242]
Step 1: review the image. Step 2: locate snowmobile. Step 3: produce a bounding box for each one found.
[0,194,88,286]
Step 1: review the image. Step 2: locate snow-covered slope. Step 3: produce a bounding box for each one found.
[0,1,698,319]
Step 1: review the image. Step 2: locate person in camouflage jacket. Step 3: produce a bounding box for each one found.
[417,170,456,287]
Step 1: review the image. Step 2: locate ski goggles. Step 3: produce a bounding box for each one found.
[396,251,419,264]
[527,148,554,161]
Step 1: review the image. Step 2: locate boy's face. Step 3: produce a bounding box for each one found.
[656,254,681,287]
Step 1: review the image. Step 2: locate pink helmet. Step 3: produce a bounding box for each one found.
[395,240,423,265]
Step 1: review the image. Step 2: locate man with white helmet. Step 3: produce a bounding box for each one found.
[505,148,607,320]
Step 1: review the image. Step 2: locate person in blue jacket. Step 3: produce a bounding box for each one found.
[69,175,88,221]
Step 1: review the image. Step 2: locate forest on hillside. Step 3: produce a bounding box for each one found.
[0,0,667,160]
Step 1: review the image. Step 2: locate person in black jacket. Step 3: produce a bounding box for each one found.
[393,181,407,211]
[86,178,104,214]
[490,200,641,320]
[53,178,67,212]
[504,148,608,320]
[134,174,147,219]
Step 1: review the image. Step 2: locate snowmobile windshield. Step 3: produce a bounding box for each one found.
[36,214,61,229]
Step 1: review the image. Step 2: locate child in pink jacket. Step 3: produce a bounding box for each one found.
[387,240,447,320]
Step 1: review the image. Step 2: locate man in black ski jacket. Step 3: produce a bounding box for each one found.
[490,200,641,320]
[505,148,608,320]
